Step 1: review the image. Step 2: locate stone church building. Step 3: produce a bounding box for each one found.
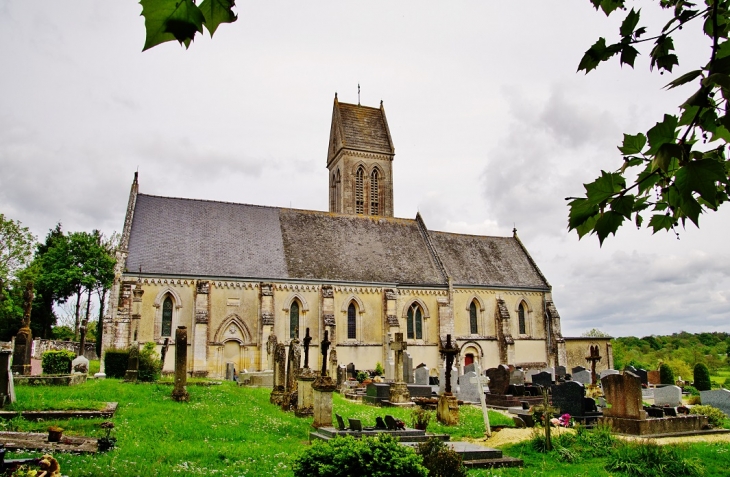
[102,95,567,379]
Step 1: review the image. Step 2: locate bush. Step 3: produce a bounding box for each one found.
[684,385,699,396]
[292,434,427,477]
[42,350,74,375]
[693,363,712,391]
[659,363,675,385]
[374,362,384,376]
[138,342,163,382]
[605,441,703,477]
[690,404,728,428]
[355,371,369,383]
[104,348,129,379]
[41,350,75,375]
[415,437,467,477]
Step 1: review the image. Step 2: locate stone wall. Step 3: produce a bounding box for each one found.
[564,337,613,375]
[32,339,98,360]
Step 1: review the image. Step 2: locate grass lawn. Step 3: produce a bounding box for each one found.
[5,380,730,476]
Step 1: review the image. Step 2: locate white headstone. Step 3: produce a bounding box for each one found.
[700,389,730,416]
[414,366,429,385]
[72,355,90,375]
[457,371,480,402]
[573,369,592,385]
[654,385,682,407]
[510,368,525,385]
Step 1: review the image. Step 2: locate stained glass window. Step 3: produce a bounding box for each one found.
[347,303,356,339]
[290,301,299,339]
[162,297,173,337]
[470,301,478,334]
[518,303,526,335]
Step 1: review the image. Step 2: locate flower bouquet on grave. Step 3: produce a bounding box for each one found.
[97,421,116,452]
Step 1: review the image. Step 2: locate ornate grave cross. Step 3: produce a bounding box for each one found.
[532,388,560,450]
[320,330,331,377]
[439,334,459,394]
[472,362,492,437]
[303,328,312,369]
[586,345,602,385]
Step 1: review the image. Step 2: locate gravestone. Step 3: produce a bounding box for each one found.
[551,381,585,418]
[485,365,510,395]
[532,371,553,388]
[600,369,620,379]
[647,370,661,385]
[572,366,587,375]
[700,389,730,416]
[225,362,235,381]
[463,363,476,374]
[524,369,540,383]
[0,350,15,407]
[270,343,287,404]
[11,283,34,376]
[624,365,637,374]
[124,343,140,382]
[72,355,89,375]
[328,348,338,379]
[573,369,592,385]
[286,338,301,394]
[439,366,458,394]
[336,365,346,390]
[346,363,356,380]
[457,371,480,402]
[414,364,429,385]
[556,366,567,379]
[437,334,460,425]
[403,352,413,384]
[311,330,336,428]
[171,326,189,402]
[540,367,555,381]
[601,372,645,420]
[510,368,525,385]
[654,385,682,407]
[636,369,648,386]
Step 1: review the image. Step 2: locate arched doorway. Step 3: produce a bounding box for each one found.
[464,353,474,367]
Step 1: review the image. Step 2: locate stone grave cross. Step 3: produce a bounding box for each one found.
[586,345,602,385]
[303,327,312,369]
[440,334,459,394]
[472,362,491,437]
[320,330,331,377]
[391,332,407,383]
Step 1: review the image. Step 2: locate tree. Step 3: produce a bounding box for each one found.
[139,0,237,51]
[581,328,612,337]
[0,214,35,299]
[693,362,712,390]
[659,362,675,384]
[569,0,730,244]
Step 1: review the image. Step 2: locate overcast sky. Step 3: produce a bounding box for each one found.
[1,1,728,338]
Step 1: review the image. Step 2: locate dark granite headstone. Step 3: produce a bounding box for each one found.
[624,365,637,374]
[572,366,587,374]
[551,381,585,417]
[532,371,553,388]
[556,366,567,378]
[507,384,525,397]
[346,363,356,379]
[636,369,648,385]
[485,365,510,395]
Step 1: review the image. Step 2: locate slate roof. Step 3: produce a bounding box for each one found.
[336,102,393,154]
[428,231,550,289]
[125,194,549,290]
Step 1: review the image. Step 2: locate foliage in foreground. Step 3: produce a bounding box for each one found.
[416,437,467,477]
[690,404,729,428]
[138,342,163,382]
[291,434,427,477]
[605,441,703,477]
[530,424,617,462]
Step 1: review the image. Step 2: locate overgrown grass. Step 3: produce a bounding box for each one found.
[3,381,730,476]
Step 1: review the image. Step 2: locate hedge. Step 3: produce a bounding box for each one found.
[41,350,75,375]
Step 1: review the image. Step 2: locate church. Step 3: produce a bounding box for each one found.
[101,95,568,379]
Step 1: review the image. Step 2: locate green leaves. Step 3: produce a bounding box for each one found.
[618,133,646,155]
[590,0,626,16]
[646,114,678,155]
[140,0,237,51]
[650,35,678,72]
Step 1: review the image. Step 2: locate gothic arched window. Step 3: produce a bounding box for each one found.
[469,300,478,335]
[290,300,300,339]
[518,302,526,335]
[347,302,357,339]
[407,303,423,340]
[370,169,380,215]
[355,166,365,215]
[162,297,173,337]
[335,169,341,213]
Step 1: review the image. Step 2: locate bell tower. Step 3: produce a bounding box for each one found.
[326,94,395,217]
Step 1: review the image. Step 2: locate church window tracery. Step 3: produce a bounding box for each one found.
[469,300,478,335]
[370,169,380,215]
[518,302,526,335]
[347,303,357,339]
[355,166,365,214]
[290,300,300,339]
[162,296,173,337]
[407,303,423,340]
